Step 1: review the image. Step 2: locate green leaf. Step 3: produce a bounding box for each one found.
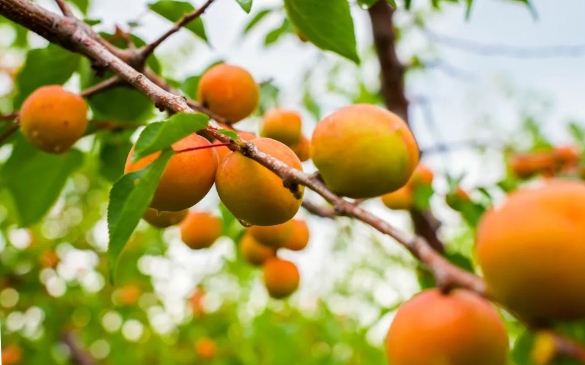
[243,9,271,34]
[132,113,209,162]
[386,0,397,8]
[234,0,253,13]
[264,19,292,46]
[218,129,238,140]
[511,330,535,365]
[148,1,208,42]
[14,44,80,107]
[405,0,412,10]
[107,149,174,283]
[0,135,84,226]
[180,75,201,100]
[98,132,134,183]
[284,0,360,64]
[356,0,379,9]
[70,0,90,14]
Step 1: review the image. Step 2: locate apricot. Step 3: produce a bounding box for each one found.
[260,108,303,146]
[215,138,304,226]
[143,208,188,228]
[19,85,88,154]
[476,179,585,320]
[510,152,555,179]
[263,257,300,299]
[283,219,310,251]
[248,220,294,248]
[381,186,413,211]
[239,233,276,266]
[39,249,59,268]
[116,284,141,306]
[1,345,22,365]
[213,130,256,163]
[311,104,419,199]
[386,289,508,365]
[290,135,311,162]
[197,64,259,123]
[180,211,222,250]
[189,288,205,316]
[125,134,217,212]
[445,186,471,211]
[409,163,434,187]
[195,337,217,359]
[553,145,580,170]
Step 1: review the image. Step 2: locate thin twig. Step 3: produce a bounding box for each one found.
[0,113,18,121]
[80,76,124,98]
[61,331,96,365]
[54,0,74,17]
[301,200,338,219]
[0,122,19,145]
[139,0,217,61]
[89,120,145,132]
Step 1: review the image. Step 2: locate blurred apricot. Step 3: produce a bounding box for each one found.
[248,220,294,248]
[409,163,434,187]
[283,219,310,251]
[260,108,303,146]
[1,344,22,365]
[39,250,59,268]
[510,152,555,179]
[445,186,471,211]
[311,104,419,199]
[197,64,259,123]
[239,233,276,266]
[263,257,300,299]
[125,134,217,212]
[195,337,217,359]
[476,179,585,320]
[289,135,311,162]
[386,289,508,365]
[215,138,304,226]
[381,186,413,211]
[19,85,88,154]
[180,211,222,250]
[553,145,580,172]
[116,284,141,306]
[189,288,205,317]
[142,208,188,228]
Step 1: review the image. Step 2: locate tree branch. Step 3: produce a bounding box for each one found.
[0,122,19,145]
[61,331,96,365]
[0,113,18,121]
[80,76,124,98]
[55,0,74,17]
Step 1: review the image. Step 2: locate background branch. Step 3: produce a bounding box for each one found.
[0,122,19,145]
[61,331,96,365]
[55,0,74,17]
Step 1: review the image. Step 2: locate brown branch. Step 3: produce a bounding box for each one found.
[0,122,19,145]
[55,0,74,17]
[139,0,217,61]
[301,200,338,219]
[61,331,96,365]
[0,113,18,121]
[80,76,124,98]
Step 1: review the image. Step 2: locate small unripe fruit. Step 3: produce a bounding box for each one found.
[283,219,310,251]
[260,108,303,146]
[197,64,259,123]
[476,179,585,320]
[239,233,276,266]
[125,134,218,212]
[19,85,88,154]
[386,289,508,365]
[311,104,419,199]
[290,136,311,162]
[180,211,222,250]
[263,257,300,299]
[445,187,471,211]
[195,338,217,359]
[143,208,188,228]
[381,186,413,211]
[248,220,294,248]
[215,138,304,226]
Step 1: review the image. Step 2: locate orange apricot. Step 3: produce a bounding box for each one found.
[381,185,413,211]
[311,104,419,199]
[213,130,256,163]
[263,257,300,299]
[282,219,310,251]
[215,138,304,226]
[289,135,311,162]
[188,288,205,317]
[195,337,217,359]
[553,145,580,170]
[197,64,259,123]
[116,284,141,306]
[143,208,188,228]
[248,220,294,248]
[445,186,471,211]
[260,108,303,146]
[39,249,59,268]
[386,289,508,365]
[239,233,276,266]
[19,85,88,154]
[1,345,22,365]
[124,134,217,212]
[180,211,222,250]
[476,179,585,320]
[510,152,555,179]
[409,163,434,187]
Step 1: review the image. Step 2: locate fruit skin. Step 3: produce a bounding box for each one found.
[125,134,218,212]
[214,131,256,163]
[260,108,303,146]
[248,220,294,248]
[510,152,555,179]
[283,219,310,251]
[410,163,434,187]
[197,64,259,123]
[239,233,276,266]
[311,104,419,199]
[263,257,300,299]
[116,284,141,306]
[476,179,585,320]
[180,211,222,250]
[1,345,22,365]
[290,136,311,162]
[19,85,88,154]
[215,138,305,226]
[386,289,508,365]
[143,208,188,228]
[381,186,413,211]
[195,337,217,359]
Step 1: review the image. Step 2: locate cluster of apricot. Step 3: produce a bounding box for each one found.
[509,145,581,180]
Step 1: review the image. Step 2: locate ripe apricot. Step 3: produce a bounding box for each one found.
[290,135,311,162]
[239,233,276,266]
[381,186,413,211]
[260,108,303,146]
[116,284,141,306]
[195,337,217,359]
[39,249,59,268]
[215,138,304,226]
[553,145,580,170]
[283,219,310,251]
[409,163,434,187]
[197,64,259,123]
[311,104,419,199]
[386,289,508,365]
[248,220,294,248]
[143,208,188,228]
[263,257,300,299]
[189,288,205,316]
[1,345,22,365]
[213,130,256,163]
[510,152,555,179]
[476,179,585,320]
[180,211,222,250]
[125,134,217,212]
[19,85,88,154]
